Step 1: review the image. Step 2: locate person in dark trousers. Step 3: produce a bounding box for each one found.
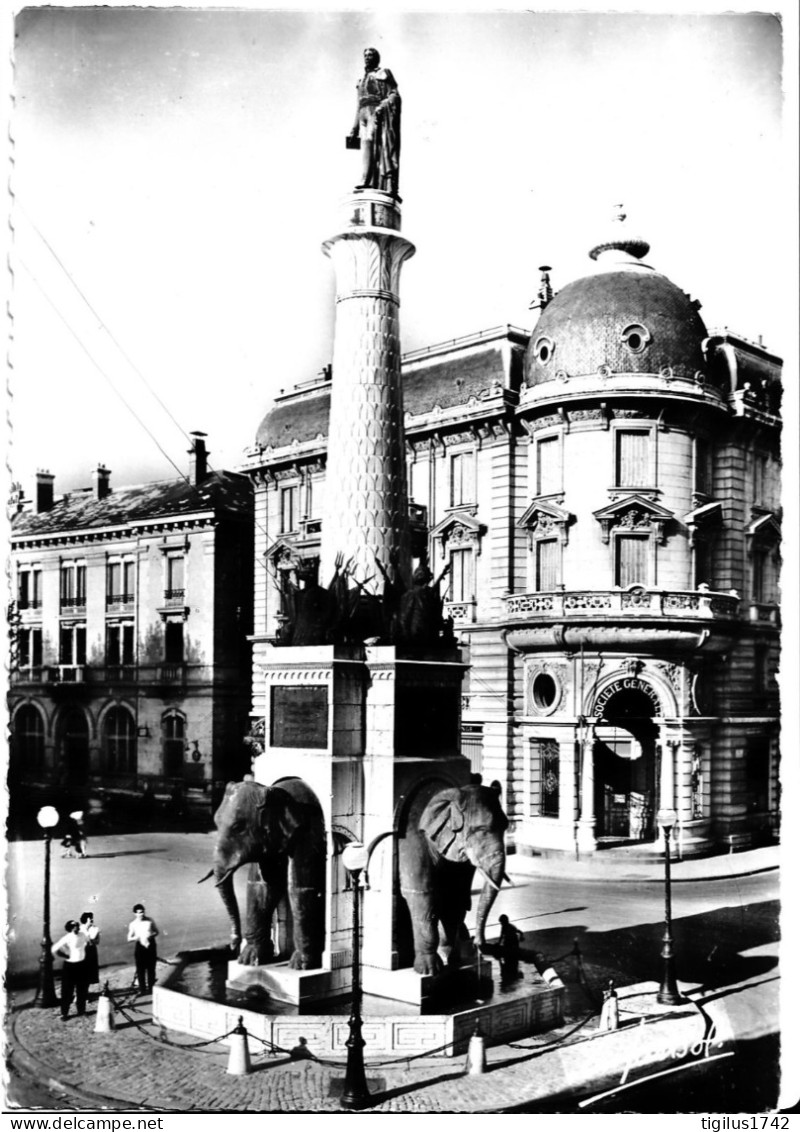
[127,903,159,994]
[80,911,100,988]
[497,913,523,981]
[51,919,89,1020]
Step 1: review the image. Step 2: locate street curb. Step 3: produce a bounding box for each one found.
[507,861,779,885]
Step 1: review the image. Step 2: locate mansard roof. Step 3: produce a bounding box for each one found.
[11,469,253,540]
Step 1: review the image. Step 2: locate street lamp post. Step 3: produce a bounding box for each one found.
[37,805,60,1008]
[656,807,682,1005]
[341,841,370,1109]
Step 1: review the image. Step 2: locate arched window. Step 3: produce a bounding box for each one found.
[163,711,185,778]
[104,707,137,774]
[14,704,45,770]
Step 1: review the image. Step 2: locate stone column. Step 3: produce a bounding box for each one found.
[321,190,415,590]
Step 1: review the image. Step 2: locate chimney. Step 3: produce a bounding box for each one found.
[35,470,55,513]
[189,431,209,485]
[92,465,111,501]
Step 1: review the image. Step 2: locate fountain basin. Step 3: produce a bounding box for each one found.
[154,949,565,1057]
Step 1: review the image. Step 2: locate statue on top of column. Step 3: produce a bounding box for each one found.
[347,46,401,197]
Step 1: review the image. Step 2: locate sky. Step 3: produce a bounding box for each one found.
[6,3,796,495]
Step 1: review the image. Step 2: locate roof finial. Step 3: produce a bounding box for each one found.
[589,203,650,263]
[530,265,554,311]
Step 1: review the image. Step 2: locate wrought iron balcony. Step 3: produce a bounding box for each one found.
[60,597,86,612]
[504,587,741,622]
[55,664,86,683]
[163,588,186,605]
[106,592,135,612]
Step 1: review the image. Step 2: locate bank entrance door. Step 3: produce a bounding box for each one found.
[593,688,657,842]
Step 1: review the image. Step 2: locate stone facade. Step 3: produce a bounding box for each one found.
[8,436,254,817]
[242,217,781,856]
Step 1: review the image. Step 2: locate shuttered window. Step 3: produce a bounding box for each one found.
[536,539,559,591]
[537,436,560,495]
[616,430,650,487]
[449,548,473,602]
[451,452,475,506]
[616,536,649,587]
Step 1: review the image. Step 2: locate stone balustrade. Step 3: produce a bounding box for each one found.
[503,587,741,621]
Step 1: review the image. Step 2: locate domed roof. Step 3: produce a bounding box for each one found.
[524,208,710,388]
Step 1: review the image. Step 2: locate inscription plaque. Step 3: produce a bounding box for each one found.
[271,686,328,749]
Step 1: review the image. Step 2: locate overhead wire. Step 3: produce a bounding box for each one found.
[15,211,279,577]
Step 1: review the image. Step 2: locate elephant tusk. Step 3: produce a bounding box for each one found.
[214,867,238,887]
[476,867,501,892]
[503,872,514,887]
[197,868,214,885]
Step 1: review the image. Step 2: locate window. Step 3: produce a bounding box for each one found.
[280,485,298,533]
[166,556,185,601]
[106,622,135,666]
[530,739,560,817]
[536,436,560,496]
[165,620,184,663]
[535,539,559,591]
[449,548,473,603]
[694,539,714,589]
[107,560,135,605]
[104,707,137,774]
[615,430,650,487]
[615,535,649,587]
[695,439,713,496]
[18,566,42,610]
[60,562,86,609]
[450,451,475,507]
[14,705,45,770]
[751,548,767,603]
[59,623,86,665]
[18,626,43,668]
[753,451,768,505]
[163,712,185,777]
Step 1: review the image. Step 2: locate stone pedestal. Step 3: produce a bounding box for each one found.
[250,642,470,990]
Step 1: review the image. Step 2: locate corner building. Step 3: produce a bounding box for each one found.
[243,214,781,856]
[9,435,254,817]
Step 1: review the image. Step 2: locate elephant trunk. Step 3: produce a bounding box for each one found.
[214,863,242,950]
[473,851,505,948]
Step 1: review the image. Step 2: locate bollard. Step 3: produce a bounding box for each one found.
[226,1016,252,1076]
[94,982,115,1033]
[599,980,619,1031]
[464,1023,487,1075]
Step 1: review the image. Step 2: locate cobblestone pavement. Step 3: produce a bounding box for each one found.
[7,965,710,1113]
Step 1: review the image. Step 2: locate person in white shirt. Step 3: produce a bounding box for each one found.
[127,903,159,994]
[50,919,89,1020]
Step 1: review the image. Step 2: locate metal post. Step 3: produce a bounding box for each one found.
[657,821,682,1005]
[341,865,369,1109]
[38,828,57,1008]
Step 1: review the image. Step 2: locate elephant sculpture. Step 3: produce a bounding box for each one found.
[201,778,326,969]
[398,781,508,975]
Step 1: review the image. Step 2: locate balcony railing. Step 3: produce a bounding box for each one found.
[60,597,86,612]
[157,663,186,683]
[164,588,186,605]
[106,592,135,612]
[18,599,42,611]
[11,665,49,684]
[504,588,741,621]
[445,599,476,624]
[56,664,85,683]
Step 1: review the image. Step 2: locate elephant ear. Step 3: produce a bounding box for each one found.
[419,789,465,861]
